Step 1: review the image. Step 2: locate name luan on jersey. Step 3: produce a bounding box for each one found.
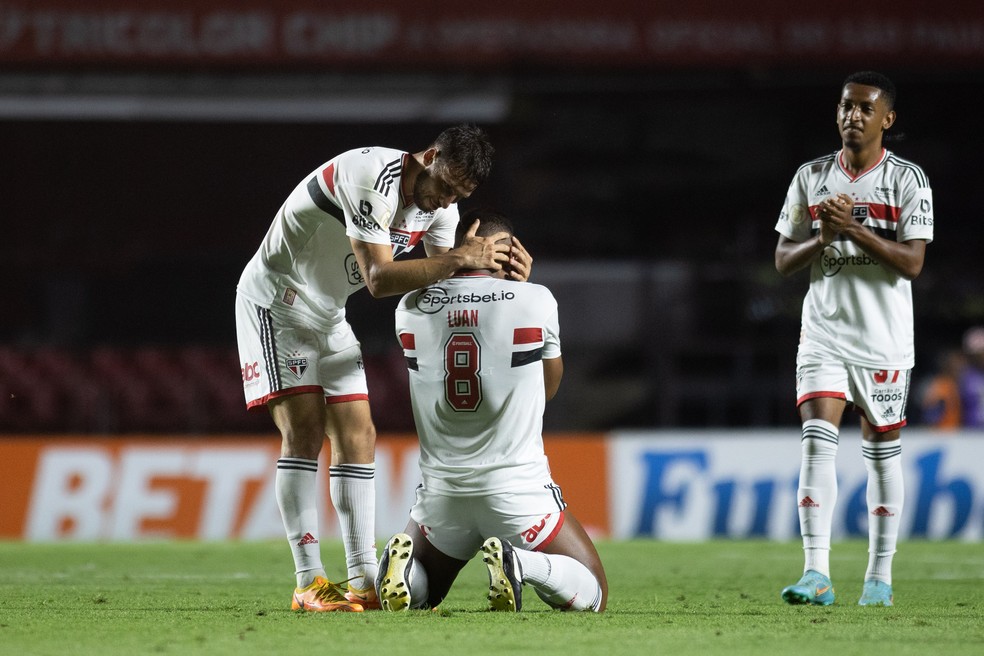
[775,149,934,368]
[395,275,561,495]
[237,147,458,332]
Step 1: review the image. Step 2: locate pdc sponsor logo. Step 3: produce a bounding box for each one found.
[821,244,879,277]
[413,286,516,314]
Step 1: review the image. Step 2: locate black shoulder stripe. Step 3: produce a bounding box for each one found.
[511,347,543,368]
[373,158,403,195]
[886,155,929,187]
[306,176,345,225]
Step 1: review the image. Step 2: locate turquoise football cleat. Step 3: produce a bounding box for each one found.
[781,569,835,606]
[858,580,894,607]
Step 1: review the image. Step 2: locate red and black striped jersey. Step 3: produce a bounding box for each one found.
[238,146,457,331]
[775,148,934,368]
[395,274,561,495]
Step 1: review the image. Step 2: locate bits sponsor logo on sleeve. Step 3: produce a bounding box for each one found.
[351,215,382,231]
[907,196,933,227]
[351,199,384,231]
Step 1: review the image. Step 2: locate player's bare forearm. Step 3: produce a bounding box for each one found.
[775,234,826,277]
[353,231,512,297]
[368,255,466,297]
[353,240,463,297]
[840,225,927,280]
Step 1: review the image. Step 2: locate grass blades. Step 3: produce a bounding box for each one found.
[0,540,981,655]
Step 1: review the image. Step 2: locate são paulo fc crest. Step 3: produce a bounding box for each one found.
[286,356,308,379]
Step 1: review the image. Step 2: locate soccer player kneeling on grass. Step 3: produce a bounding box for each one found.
[376,210,607,612]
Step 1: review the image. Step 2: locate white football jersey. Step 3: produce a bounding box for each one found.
[775,148,934,368]
[395,274,561,495]
[238,147,458,331]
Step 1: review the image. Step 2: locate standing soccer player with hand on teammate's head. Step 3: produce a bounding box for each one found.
[775,71,933,607]
[236,126,532,612]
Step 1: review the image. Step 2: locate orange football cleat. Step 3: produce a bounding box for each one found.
[291,577,364,612]
[345,583,382,611]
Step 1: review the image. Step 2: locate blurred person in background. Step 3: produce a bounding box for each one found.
[375,211,607,613]
[774,71,933,607]
[235,125,531,611]
[959,326,984,428]
[917,349,964,431]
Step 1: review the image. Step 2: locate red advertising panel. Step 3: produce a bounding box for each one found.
[0,0,981,69]
[0,433,611,541]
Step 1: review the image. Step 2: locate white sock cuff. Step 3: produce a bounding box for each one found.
[862,439,902,460]
[513,549,550,585]
[802,418,839,443]
[278,457,319,472]
[329,463,376,479]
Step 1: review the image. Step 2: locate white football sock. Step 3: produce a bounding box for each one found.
[513,549,602,612]
[329,463,378,590]
[798,419,839,577]
[276,457,326,588]
[863,439,904,585]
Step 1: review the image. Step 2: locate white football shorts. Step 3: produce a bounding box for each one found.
[796,359,911,431]
[235,294,368,409]
[410,482,568,561]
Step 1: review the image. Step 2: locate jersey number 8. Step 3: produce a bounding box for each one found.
[444,333,482,412]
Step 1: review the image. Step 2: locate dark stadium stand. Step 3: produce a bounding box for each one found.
[0,345,413,434]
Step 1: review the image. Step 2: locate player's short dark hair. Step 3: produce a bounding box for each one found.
[844,71,897,109]
[454,208,514,248]
[431,124,494,186]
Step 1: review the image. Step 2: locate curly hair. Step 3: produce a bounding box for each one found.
[844,71,897,109]
[454,208,514,247]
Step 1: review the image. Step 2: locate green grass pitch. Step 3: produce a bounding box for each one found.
[1,539,981,655]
